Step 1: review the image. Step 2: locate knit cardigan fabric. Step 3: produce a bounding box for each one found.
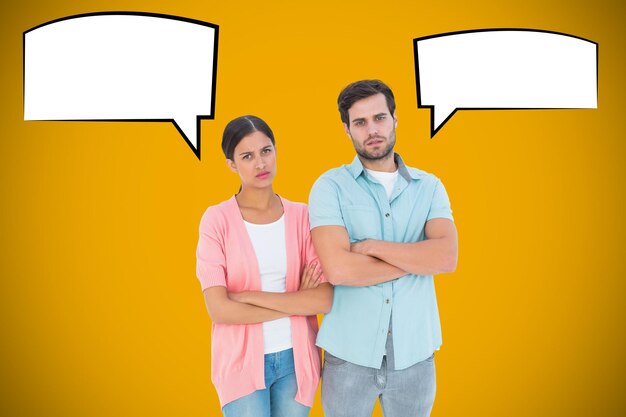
[196,195,324,407]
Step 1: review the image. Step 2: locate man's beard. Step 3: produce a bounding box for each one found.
[353,130,396,161]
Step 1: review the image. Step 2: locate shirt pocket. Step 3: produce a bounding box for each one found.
[341,205,381,242]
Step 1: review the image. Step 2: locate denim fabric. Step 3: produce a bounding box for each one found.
[321,326,436,417]
[222,348,310,417]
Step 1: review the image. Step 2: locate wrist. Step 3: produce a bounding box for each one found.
[239,291,252,303]
[230,291,249,303]
[364,239,378,257]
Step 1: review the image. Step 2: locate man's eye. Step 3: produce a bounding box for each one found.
[262,148,271,154]
[354,121,364,126]
[242,154,251,160]
[376,115,386,120]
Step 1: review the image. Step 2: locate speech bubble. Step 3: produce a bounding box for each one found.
[24,12,219,159]
[414,29,598,136]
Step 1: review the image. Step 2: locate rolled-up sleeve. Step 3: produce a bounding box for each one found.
[426,178,454,222]
[196,208,227,291]
[308,177,344,229]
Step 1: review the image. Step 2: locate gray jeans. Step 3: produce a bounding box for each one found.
[321,326,436,417]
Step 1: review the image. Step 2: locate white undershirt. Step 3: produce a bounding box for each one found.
[365,168,399,199]
[244,215,292,354]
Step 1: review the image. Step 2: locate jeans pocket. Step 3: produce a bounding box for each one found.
[324,351,347,367]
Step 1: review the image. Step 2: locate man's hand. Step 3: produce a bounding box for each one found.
[350,240,373,256]
[352,219,457,275]
[311,226,406,286]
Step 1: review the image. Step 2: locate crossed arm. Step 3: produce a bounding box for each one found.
[203,263,333,324]
[311,218,458,287]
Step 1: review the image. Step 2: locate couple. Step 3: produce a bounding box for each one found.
[195,80,458,417]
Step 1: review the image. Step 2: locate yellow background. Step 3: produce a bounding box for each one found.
[2,0,625,416]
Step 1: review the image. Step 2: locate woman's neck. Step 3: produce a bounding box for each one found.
[236,186,278,210]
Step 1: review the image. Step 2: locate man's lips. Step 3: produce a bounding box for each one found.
[366,137,385,146]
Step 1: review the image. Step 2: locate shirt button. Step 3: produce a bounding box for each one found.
[388,330,392,335]
[385,213,390,218]
[385,298,390,304]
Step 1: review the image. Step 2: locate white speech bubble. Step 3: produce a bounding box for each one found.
[414,29,598,136]
[24,12,218,159]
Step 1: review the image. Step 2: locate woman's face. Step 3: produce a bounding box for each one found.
[227,131,276,190]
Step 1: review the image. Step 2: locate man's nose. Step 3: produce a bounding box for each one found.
[367,123,379,136]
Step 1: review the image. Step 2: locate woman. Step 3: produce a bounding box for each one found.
[196,115,333,417]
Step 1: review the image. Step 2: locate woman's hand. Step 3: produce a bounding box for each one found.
[228,261,321,304]
[203,287,288,324]
[299,262,322,290]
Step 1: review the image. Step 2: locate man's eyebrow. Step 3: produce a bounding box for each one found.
[374,112,388,117]
[238,151,252,156]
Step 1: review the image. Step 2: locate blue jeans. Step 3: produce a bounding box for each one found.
[321,326,436,417]
[222,348,310,417]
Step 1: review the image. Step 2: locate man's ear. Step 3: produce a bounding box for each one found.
[393,112,398,129]
[226,159,237,173]
[343,123,351,138]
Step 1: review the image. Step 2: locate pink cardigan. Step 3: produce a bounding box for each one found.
[196,195,324,407]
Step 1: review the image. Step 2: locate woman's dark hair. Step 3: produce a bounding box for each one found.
[338,80,396,125]
[221,115,275,160]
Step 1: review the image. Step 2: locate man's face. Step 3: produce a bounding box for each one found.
[344,93,397,161]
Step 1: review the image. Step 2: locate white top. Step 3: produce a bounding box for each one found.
[244,215,292,353]
[365,168,399,199]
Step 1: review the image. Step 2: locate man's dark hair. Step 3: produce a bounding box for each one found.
[337,80,396,125]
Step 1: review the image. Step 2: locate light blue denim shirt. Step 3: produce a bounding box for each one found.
[309,153,453,370]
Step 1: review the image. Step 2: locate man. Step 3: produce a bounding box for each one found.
[308,79,458,417]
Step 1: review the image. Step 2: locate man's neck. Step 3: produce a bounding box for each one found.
[359,153,397,173]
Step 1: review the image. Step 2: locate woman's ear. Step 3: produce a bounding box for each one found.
[226,159,237,173]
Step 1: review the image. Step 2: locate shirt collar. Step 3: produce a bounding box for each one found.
[347,153,420,182]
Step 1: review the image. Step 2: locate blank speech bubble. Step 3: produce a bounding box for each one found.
[24,12,219,159]
[414,29,598,136]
